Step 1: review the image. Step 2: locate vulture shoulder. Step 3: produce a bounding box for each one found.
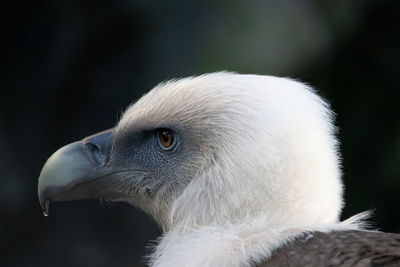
[260,230,400,267]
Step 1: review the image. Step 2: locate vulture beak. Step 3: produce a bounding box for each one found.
[38,129,118,216]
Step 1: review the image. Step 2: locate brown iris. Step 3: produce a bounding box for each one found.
[159,129,174,149]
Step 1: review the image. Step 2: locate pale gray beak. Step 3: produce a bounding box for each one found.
[38,129,120,216]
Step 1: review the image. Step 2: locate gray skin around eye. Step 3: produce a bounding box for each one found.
[108,127,201,201]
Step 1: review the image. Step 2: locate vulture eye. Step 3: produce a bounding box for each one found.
[158,129,175,149]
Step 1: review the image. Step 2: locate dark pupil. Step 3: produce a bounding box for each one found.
[162,131,170,143]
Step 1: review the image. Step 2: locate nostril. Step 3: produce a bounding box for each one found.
[85,143,104,166]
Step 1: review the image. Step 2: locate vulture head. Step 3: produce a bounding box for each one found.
[38,72,364,266]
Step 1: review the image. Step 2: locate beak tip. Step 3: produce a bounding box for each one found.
[39,189,50,216]
[41,200,50,217]
[38,176,51,217]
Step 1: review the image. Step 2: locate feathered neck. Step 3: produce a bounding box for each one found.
[147,212,370,267]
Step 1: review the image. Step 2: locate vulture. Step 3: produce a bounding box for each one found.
[38,72,400,266]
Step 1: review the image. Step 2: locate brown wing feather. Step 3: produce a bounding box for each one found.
[258,230,400,267]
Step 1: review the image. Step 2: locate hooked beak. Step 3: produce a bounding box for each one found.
[38,129,121,216]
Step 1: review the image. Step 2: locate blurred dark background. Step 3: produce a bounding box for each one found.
[1,0,399,266]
